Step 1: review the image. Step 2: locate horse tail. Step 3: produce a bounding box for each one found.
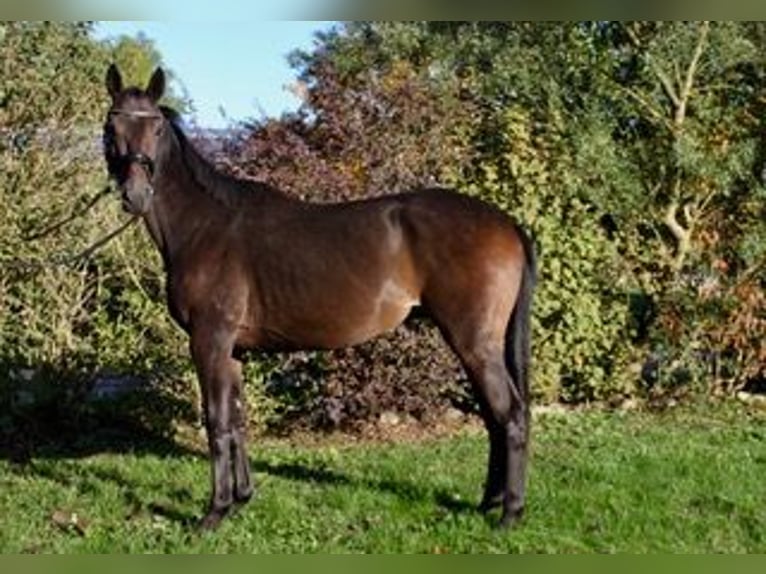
[505,224,536,410]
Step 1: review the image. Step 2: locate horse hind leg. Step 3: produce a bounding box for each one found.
[500,379,529,528]
[457,344,528,528]
[477,405,507,514]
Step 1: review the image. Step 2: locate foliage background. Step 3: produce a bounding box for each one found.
[1,22,764,438]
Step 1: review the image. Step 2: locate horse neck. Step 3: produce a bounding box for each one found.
[141,125,224,267]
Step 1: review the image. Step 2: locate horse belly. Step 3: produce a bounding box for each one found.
[369,277,420,328]
[258,277,419,351]
[340,293,417,347]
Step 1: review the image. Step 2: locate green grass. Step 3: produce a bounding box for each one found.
[0,402,764,552]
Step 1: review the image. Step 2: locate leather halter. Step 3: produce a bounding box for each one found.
[107,109,164,179]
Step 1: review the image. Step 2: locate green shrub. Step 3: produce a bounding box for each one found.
[0,23,200,443]
[459,105,638,403]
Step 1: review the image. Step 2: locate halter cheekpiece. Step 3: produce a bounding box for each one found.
[107,109,164,179]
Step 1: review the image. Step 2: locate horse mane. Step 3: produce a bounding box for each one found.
[159,106,284,208]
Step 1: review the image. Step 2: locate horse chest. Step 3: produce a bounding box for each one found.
[165,274,192,330]
[166,267,245,331]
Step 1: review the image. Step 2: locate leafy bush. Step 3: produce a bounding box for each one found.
[460,104,638,403]
[0,23,199,443]
[260,321,467,432]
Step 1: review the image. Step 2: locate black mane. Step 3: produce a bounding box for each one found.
[159,106,283,208]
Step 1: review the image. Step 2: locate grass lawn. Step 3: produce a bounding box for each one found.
[0,401,764,552]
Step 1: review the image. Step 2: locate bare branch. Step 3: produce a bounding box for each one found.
[623,23,681,108]
[664,200,692,269]
[618,85,674,131]
[675,21,710,127]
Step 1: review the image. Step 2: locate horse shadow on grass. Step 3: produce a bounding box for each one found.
[250,459,478,517]
[0,358,208,525]
[0,359,478,527]
[0,361,198,463]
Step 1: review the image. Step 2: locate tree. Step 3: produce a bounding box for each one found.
[228,22,474,201]
[596,22,766,391]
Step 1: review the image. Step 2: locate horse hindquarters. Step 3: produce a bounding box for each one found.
[422,223,534,527]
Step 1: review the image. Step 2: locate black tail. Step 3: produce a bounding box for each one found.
[506,225,536,408]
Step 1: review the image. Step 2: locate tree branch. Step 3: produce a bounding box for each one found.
[675,21,710,127]
[622,22,681,108]
[619,85,674,130]
[664,199,692,269]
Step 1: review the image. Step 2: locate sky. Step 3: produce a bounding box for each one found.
[78,0,328,21]
[94,21,335,128]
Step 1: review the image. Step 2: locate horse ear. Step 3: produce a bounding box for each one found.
[106,64,123,100]
[146,67,166,102]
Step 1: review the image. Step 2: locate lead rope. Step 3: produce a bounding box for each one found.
[47,215,138,267]
[23,184,114,241]
[3,183,138,274]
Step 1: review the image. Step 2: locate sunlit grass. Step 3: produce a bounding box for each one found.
[0,401,764,552]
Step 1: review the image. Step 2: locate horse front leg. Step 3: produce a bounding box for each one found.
[230,360,254,505]
[191,326,241,530]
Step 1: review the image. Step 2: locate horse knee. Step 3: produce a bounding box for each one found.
[471,363,514,426]
[506,414,527,448]
[209,429,234,457]
[205,399,234,445]
[486,391,512,427]
[486,379,528,434]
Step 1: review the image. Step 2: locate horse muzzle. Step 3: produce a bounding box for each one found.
[121,183,154,215]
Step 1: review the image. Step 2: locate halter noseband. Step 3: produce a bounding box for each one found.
[124,151,157,178]
[107,109,164,179]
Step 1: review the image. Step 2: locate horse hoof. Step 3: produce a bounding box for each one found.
[197,508,228,531]
[477,495,503,514]
[234,486,255,505]
[498,507,524,529]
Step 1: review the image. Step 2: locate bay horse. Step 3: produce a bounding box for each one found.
[102,65,536,530]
